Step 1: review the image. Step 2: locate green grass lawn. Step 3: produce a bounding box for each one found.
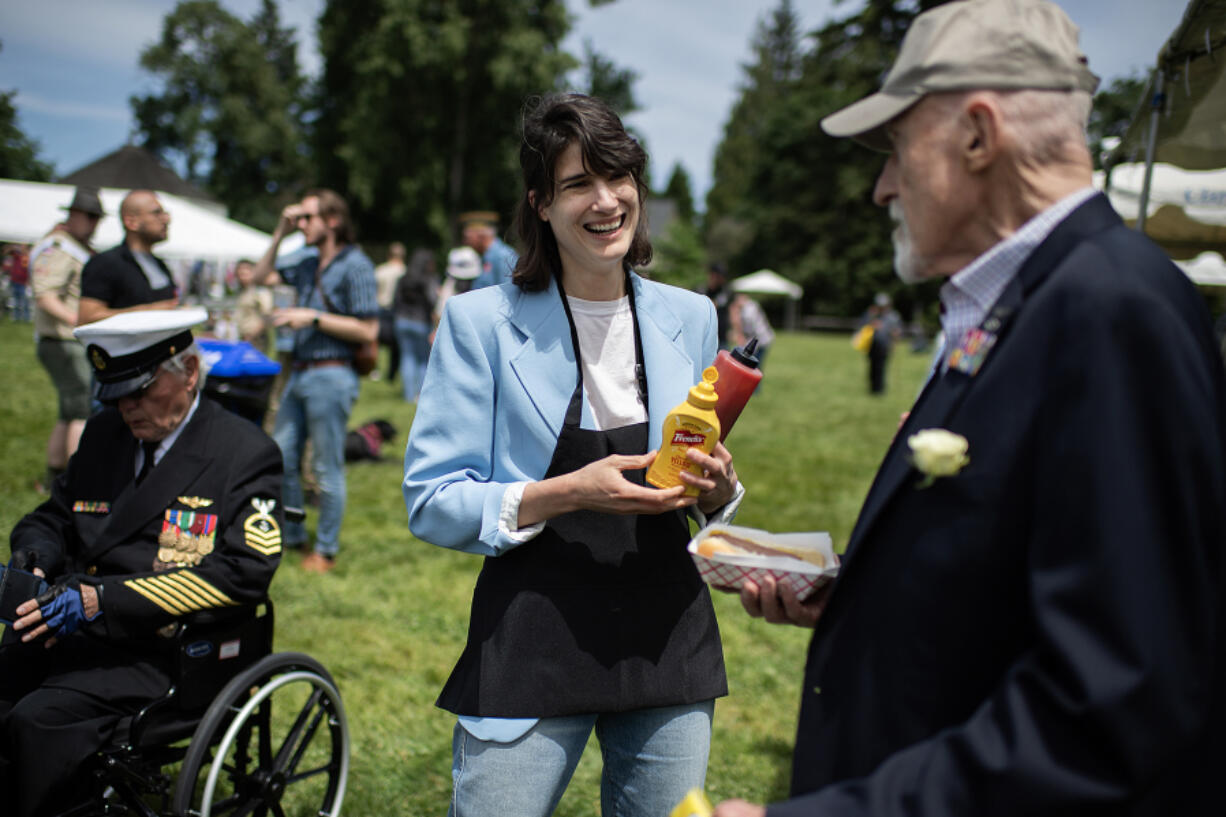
[0,321,931,815]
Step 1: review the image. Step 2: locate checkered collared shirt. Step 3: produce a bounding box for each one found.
[937,186,1098,372]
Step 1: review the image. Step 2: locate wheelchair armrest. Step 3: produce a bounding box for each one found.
[128,599,276,745]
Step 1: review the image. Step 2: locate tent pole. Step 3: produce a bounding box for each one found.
[1136,69,1165,233]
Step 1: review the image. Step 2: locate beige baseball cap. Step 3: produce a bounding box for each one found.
[821,0,1100,151]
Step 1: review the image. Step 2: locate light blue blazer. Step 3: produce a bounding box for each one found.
[403,271,719,556]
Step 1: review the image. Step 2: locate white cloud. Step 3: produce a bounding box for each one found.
[14,92,131,123]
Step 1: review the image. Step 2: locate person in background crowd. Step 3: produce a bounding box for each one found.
[462,210,519,289]
[30,187,104,492]
[78,190,178,324]
[433,246,481,335]
[864,292,902,394]
[404,93,742,817]
[252,189,377,574]
[374,241,407,382]
[702,262,733,349]
[3,243,31,322]
[232,259,274,353]
[0,308,282,817]
[718,1,1226,815]
[729,292,775,366]
[392,248,438,402]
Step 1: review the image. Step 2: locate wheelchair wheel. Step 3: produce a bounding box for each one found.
[171,652,349,817]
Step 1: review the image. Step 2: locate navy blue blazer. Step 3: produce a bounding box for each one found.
[773,195,1226,816]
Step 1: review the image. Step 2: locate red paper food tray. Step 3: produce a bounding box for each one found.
[688,524,839,602]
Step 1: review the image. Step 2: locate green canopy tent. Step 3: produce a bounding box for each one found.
[1106,0,1226,244]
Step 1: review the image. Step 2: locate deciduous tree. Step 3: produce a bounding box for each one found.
[131,0,309,230]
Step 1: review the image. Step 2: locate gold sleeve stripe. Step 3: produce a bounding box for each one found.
[165,571,234,606]
[123,571,237,615]
[153,576,213,610]
[125,578,191,615]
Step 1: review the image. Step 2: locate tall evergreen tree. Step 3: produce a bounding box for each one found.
[706,0,949,318]
[578,39,639,116]
[662,163,695,226]
[313,0,575,249]
[704,0,803,258]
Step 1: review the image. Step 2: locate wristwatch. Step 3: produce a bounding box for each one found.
[312,313,321,328]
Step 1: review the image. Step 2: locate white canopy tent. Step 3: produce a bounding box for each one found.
[1177,251,1226,286]
[0,179,278,294]
[729,268,802,329]
[1094,162,1226,255]
[729,268,803,299]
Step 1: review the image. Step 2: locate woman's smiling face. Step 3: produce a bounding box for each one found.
[537,142,640,280]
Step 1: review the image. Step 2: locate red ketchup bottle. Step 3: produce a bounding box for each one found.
[712,337,763,441]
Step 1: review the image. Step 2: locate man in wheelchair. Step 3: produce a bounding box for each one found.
[0,308,284,817]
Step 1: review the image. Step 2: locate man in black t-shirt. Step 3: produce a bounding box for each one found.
[79,190,178,324]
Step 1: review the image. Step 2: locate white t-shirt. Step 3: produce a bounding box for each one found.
[566,293,647,430]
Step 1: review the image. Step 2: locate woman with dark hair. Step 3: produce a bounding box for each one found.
[404,93,743,816]
[392,247,438,401]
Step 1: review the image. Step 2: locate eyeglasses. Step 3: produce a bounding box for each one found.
[295,212,320,223]
[106,371,163,407]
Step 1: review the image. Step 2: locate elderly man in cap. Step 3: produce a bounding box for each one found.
[78,189,178,325]
[461,210,519,289]
[717,1,1226,816]
[30,186,105,492]
[0,309,283,817]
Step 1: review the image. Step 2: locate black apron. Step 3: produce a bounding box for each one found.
[437,276,727,718]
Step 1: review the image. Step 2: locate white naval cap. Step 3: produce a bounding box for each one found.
[74,307,208,402]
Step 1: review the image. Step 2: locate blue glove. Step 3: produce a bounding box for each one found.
[35,582,101,639]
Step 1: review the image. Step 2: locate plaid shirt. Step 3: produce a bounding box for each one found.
[937,187,1098,371]
[277,244,378,362]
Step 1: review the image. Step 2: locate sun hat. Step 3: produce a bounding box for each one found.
[446,246,482,280]
[61,186,106,217]
[821,0,1100,151]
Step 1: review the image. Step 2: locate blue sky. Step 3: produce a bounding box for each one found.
[1,0,1187,205]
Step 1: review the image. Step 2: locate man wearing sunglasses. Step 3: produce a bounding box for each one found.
[78,189,179,325]
[0,308,284,817]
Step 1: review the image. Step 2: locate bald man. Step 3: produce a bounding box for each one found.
[78,190,178,324]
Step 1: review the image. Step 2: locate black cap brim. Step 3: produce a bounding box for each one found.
[94,369,159,404]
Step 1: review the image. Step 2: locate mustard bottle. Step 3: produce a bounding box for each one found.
[646,366,721,496]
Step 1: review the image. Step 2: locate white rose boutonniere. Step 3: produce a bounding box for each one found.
[907,429,970,488]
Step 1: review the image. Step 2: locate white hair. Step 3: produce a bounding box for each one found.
[991,89,1093,166]
[160,341,209,387]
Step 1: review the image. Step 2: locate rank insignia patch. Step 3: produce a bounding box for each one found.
[73,501,110,514]
[178,496,214,509]
[156,510,218,568]
[243,498,282,556]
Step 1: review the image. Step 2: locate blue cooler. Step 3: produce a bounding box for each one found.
[198,339,281,425]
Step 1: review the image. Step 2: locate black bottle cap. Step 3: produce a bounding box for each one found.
[730,337,761,368]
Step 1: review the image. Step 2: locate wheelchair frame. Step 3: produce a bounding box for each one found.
[79,599,351,817]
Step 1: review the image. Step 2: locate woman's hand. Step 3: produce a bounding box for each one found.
[519,452,695,527]
[680,442,738,515]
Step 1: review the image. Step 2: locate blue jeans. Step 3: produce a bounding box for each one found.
[9,283,29,321]
[272,365,358,556]
[394,317,431,401]
[449,701,714,817]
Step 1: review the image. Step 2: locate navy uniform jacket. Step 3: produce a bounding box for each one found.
[11,396,284,642]
[773,195,1226,816]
